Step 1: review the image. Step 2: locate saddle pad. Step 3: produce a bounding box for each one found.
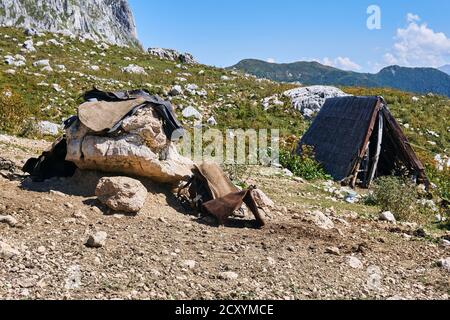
[78,97,146,132]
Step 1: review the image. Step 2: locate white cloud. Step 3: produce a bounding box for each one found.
[383,14,450,68]
[266,58,276,63]
[406,13,420,23]
[320,56,362,71]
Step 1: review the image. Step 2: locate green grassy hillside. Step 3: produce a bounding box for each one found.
[0,26,448,198]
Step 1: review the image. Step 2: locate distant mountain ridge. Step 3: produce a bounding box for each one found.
[230,59,450,97]
[0,0,139,47]
[439,65,450,75]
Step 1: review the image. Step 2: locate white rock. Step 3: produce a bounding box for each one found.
[121,64,147,75]
[207,116,217,126]
[379,211,396,223]
[309,210,335,230]
[438,258,450,273]
[182,106,202,120]
[169,85,183,96]
[283,86,349,119]
[89,65,100,71]
[181,260,197,269]
[0,215,17,227]
[86,231,108,248]
[347,256,363,269]
[219,271,238,280]
[282,168,294,177]
[35,121,60,136]
[220,75,230,81]
[52,83,63,92]
[95,177,148,213]
[41,66,54,72]
[33,59,50,67]
[0,241,20,259]
[4,69,16,75]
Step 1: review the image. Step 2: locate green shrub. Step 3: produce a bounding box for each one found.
[372,176,434,224]
[279,145,331,181]
[0,87,29,134]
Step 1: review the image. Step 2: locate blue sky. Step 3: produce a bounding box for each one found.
[129,0,450,72]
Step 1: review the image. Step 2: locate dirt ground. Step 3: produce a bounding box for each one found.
[0,134,449,300]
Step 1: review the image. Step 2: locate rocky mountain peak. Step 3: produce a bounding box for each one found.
[0,0,139,47]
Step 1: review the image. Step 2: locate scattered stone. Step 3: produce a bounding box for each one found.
[35,121,60,136]
[95,177,148,213]
[86,231,108,248]
[207,116,217,126]
[121,64,147,75]
[325,247,340,255]
[0,241,20,259]
[0,215,17,227]
[379,211,396,223]
[437,258,450,273]
[33,59,50,67]
[182,106,202,120]
[347,256,363,269]
[309,210,334,230]
[282,168,294,177]
[181,260,197,269]
[251,189,275,208]
[37,246,46,254]
[219,271,238,280]
[169,85,183,96]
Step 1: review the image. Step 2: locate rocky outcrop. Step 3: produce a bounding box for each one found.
[283,86,349,119]
[0,0,139,47]
[148,48,197,64]
[66,105,194,184]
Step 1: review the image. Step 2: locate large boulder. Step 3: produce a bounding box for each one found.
[96,177,147,213]
[66,105,194,184]
[283,86,349,119]
[148,48,197,64]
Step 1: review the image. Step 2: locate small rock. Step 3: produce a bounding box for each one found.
[437,258,450,273]
[95,177,148,213]
[35,121,60,136]
[121,64,147,75]
[182,106,202,120]
[0,241,20,259]
[181,260,197,269]
[282,168,294,177]
[207,116,217,126]
[441,239,450,248]
[219,271,238,280]
[379,211,396,223]
[33,59,50,67]
[86,231,108,248]
[251,189,275,208]
[0,215,17,227]
[347,256,363,269]
[169,85,183,96]
[325,247,340,255]
[309,210,335,230]
[37,246,46,254]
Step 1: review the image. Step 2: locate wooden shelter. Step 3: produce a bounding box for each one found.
[296,96,429,187]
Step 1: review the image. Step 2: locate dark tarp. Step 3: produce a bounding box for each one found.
[297,96,428,186]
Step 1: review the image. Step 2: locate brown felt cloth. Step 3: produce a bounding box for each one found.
[78,97,146,132]
[195,161,265,227]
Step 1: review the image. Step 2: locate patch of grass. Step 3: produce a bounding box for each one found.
[279,145,331,181]
[371,176,434,224]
